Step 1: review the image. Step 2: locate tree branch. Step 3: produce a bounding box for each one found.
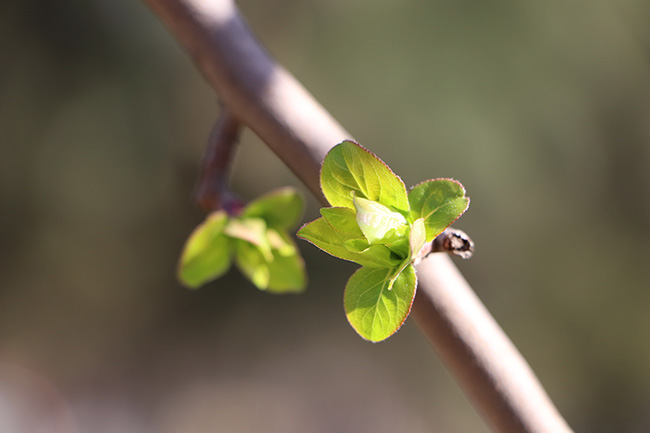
[194,107,244,214]
[143,0,349,201]
[142,1,574,432]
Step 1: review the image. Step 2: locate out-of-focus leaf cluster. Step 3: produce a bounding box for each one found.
[179,188,306,293]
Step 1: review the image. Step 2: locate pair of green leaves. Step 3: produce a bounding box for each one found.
[178,187,306,293]
[298,140,469,342]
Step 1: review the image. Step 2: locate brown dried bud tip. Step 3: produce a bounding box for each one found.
[430,229,474,259]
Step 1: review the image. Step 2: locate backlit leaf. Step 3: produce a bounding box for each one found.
[178,211,232,289]
[267,238,307,294]
[242,187,304,230]
[297,217,400,268]
[266,228,295,256]
[320,207,364,238]
[321,140,409,213]
[344,265,417,342]
[408,179,469,242]
[409,218,426,260]
[234,240,270,290]
[353,196,408,245]
[224,217,272,261]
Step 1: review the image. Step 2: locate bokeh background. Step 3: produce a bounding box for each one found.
[2,0,650,432]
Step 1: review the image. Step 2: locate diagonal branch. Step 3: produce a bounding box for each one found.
[143,0,349,201]
[142,1,574,432]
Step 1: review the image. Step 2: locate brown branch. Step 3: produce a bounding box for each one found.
[143,0,349,201]
[141,1,574,432]
[418,228,475,260]
[194,107,244,214]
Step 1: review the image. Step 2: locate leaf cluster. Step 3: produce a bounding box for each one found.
[178,188,306,293]
[298,140,468,342]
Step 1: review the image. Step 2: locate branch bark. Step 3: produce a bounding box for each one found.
[194,107,243,214]
[142,1,574,432]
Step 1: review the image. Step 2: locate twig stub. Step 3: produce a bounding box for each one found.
[430,228,474,259]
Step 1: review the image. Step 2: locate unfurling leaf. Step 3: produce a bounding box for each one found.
[409,218,426,260]
[353,196,408,245]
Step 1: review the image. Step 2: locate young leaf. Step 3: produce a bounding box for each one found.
[233,239,270,290]
[178,211,232,289]
[266,228,295,256]
[353,244,403,268]
[320,207,364,238]
[267,243,307,293]
[297,217,400,268]
[266,229,306,293]
[344,265,417,342]
[409,217,426,260]
[320,140,409,213]
[381,229,410,259]
[242,187,304,230]
[408,179,470,242]
[353,196,408,245]
[233,232,306,293]
[224,217,273,261]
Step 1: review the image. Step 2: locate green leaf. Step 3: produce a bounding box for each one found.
[353,196,408,245]
[344,265,417,342]
[233,240,270,290]
[224,217,273,261]
[178,211,232,289]
[320,140,409,213]
[320,207,364,238]
[297,217,400,268]
[267,236,307,294]
[408,179,470,242]
[409,218,426,260]
[266,228,295,256]
[242,187,304,230]
[382,229,410,259]
[353,244,403,268]
[234,230,306,293]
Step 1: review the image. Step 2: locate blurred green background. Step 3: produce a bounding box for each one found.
[2,0,650,432]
